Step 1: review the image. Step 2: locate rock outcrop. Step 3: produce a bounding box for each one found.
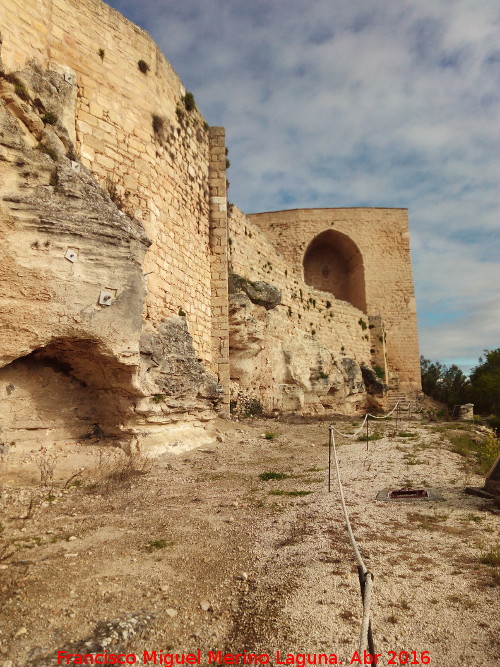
[0,60,220,455]
[228,284,370,416]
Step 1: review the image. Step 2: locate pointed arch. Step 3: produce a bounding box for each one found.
[303,229,366,312]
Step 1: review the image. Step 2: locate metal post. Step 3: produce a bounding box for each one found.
[366,416,369,451]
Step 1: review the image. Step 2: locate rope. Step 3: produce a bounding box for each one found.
[329,425,375,654]
[330,399,402,438]
[359,572,374,652]
[329,426,367,572]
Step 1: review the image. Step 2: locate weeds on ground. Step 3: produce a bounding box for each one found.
[275,520,312,547]
[357,431,383,442]
[446,431,500,474]
[87,448,152,494]
[476,549,500,588]
[259,471,289,481]
[264,432,277,440]
[34,447,60,487]
[403,453,425,465]
[406,511,451,532]
[269,490,312,497]
[145,539,173,553]
[478,549,500,567]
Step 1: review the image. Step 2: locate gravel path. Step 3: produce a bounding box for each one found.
[0,417,498,666]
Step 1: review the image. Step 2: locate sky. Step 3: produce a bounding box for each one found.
[107,0,499,376]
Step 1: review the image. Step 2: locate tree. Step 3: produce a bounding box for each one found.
[467,348,500,417]
[420,356,469,408]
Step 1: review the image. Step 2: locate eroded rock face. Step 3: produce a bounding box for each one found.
[229,291,368,416]
[229,272,281,310]
[0,60,220,454]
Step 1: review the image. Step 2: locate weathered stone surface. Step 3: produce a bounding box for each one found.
[229,293,368,416]
[0,60,219,455]
[139,316,222,404]
[458,403,474,421]
[229,272,281,310]
[361,363,387,395]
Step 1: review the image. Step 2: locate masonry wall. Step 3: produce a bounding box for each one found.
[229,207,372,364]
[248,208,421,391]
[1,0,217,364]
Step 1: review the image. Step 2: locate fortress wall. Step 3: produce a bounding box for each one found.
[247,208,421,390]
[1,0,215,364]
[229,207,372,363]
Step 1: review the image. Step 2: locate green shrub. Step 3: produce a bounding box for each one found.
[38,145,58,161]
[183,91,196,111]
[269,490,312,497]
[357,431,383,442]
[145,539,172,553]
[259,471,288,481]
[242,397,263,418]
[41,112,58,125]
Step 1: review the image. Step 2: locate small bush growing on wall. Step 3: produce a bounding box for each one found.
[98,48,105,61]
[138,59,150,74]
[37,144,58,161]
[374,365,385,379]
[152,114,165,136]
[3,73,30,101]
[41,112,58,125]
[183,91,196,111]
[358,318,367,330]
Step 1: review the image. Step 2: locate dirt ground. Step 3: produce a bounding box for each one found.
[0,415,499,667]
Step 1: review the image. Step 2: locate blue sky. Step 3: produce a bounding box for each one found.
[107,0,499,375]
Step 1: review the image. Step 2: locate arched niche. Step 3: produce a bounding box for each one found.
[303,229,366,312]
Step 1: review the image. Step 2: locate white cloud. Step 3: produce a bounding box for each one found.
[107,0,500,370]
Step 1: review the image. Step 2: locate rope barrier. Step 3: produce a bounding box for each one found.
[329,426,375,655]
[330,399,402,439]
[327,393,424,652]
[358,572,374,652]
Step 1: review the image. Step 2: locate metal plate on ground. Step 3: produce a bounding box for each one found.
[376,488,444,502]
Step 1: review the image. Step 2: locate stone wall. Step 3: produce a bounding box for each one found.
[248,208,421,391]
[1,0,216,363]
[0,0,420,441]
[229,207,373,363]
[0,12,223,454]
